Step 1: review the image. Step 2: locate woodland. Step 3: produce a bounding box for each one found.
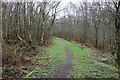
[1,0,120,79]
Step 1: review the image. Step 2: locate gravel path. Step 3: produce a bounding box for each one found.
[53,40,72,78]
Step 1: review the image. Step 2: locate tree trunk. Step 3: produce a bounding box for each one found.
[95,26,98,48]
[114,1,120,77]
[115,20,120,71]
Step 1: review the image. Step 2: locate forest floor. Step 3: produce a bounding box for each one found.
[2,38,120,79]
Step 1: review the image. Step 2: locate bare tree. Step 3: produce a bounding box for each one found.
[113,1,120,75]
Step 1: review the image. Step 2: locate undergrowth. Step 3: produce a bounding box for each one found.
[3,38,119,78]
[24,38,66,78]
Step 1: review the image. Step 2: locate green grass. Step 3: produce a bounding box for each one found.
[61,38,119,78]
[46,38,66,77]
[26,38,66,78]
[3,38,119,78]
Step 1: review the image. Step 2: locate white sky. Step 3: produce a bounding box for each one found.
[60,0,79,8]
[2,0,114,2]
[61,0,79,5]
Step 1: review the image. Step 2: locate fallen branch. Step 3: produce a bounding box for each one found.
[17,34,27,45]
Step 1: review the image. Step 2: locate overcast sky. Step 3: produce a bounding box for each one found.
[2,0,114,3]
[60,0,79,6]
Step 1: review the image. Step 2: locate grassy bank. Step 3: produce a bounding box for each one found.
[61,38,118,78]
[24,38,66,78]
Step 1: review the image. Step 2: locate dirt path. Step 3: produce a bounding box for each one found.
[53,40,72,78]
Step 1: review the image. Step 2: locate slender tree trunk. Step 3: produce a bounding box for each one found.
[95,26,98,48]
[23,2,26,39]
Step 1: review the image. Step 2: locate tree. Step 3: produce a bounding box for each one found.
[113,1,120,75]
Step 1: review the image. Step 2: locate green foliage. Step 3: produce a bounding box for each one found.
[61,38,118,78]
[101,58,110,62]
[102,53,117,62]
[2,44,19,55]
[94,61,118,72]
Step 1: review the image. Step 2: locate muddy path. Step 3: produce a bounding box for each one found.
[53,40,72,78]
